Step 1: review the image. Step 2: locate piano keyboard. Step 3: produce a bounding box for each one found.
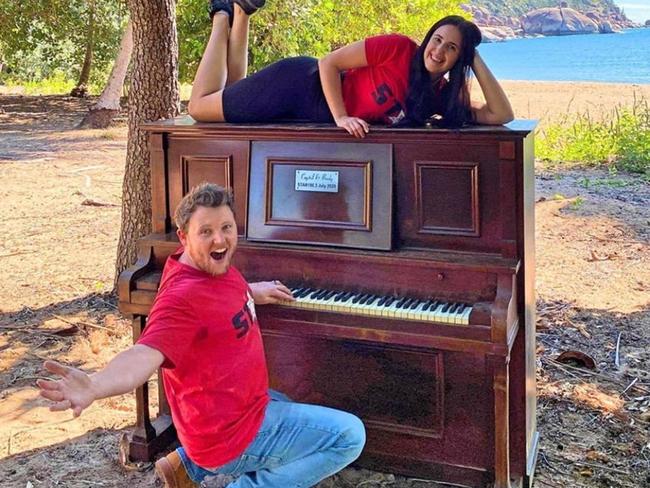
[279,287,472,325]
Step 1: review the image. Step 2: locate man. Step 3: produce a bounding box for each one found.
[37,183,366,487]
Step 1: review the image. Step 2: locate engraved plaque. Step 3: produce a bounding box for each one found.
[248,141,393,250]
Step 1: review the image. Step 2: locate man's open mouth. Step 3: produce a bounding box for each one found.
[210,249,227,261]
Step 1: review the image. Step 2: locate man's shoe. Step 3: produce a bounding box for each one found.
[155,451,198,488]
[233,0,265,16]
[208,0,233,23]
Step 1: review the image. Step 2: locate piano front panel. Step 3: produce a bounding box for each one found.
[248,141,392,250]
[167,137,249,235]
[395,141,515,255]
[416,161,479,236]
[235,244,499,305]
[262,332,493,475]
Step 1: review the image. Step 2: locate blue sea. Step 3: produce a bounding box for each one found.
[478,28,650,84]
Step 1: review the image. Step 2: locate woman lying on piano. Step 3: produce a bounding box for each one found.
[188,0,514,138]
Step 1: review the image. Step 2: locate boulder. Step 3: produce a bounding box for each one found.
[479,25,518,42]
[521,7,599,35]
[598,20,614,33]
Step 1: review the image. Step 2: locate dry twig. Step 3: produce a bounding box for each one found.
[51,313,113,331]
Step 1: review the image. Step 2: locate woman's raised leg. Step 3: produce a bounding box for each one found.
[188,12,230,122]
[226,4,251,85]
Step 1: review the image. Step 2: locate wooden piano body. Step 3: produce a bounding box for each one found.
[118,117,538,488]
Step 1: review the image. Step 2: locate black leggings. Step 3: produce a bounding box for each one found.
[222,56,334,123]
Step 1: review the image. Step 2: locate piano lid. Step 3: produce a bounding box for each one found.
[140,115,538,138]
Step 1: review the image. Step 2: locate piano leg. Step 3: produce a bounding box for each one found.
[128,315,177,462]
[492,354,512,488]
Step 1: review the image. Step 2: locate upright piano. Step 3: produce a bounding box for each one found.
[118,117,538,488]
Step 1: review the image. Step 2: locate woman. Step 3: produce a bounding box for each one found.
[188,0,514,138]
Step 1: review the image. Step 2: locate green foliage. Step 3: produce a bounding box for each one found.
[0,0,127,86]
[537,99,650,177]
[3,0,465,91]
[469,0,621,18]
[3,71,77,95]
[570,196,585,209]
[176,0,465,83]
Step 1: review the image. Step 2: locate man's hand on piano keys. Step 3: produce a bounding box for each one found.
[37,360,95,417]
[250,280,295,305]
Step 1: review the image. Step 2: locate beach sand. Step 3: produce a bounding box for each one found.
[2,80,648,126]
[472,80,650,125]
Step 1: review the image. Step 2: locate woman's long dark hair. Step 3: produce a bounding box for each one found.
[397,15,482,128]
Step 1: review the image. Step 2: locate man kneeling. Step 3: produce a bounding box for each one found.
[37,183,366,487]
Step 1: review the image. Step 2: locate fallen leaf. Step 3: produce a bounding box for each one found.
[586,450,609,463]
[557,350,596,369]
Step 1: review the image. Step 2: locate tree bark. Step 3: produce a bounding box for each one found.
[78,19,133,128]
[114,0,179,286]
[71,1,96,98]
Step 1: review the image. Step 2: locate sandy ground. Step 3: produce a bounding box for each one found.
[0,82,649,487]
[478,80,650,124]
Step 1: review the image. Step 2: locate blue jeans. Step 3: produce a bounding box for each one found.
[178,391,366,487]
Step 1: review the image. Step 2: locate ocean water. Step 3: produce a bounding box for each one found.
[478,28,650,84]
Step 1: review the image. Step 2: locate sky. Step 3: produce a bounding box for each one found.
[614,0,650,23]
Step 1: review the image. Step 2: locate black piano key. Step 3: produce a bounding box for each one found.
[341,292,354,301]
[383,297,396,307]
[333,291,347,301]
[377,296,388,306]
[323,290,336,300]
[309,289,324,299]
[291,287,306,297]
[297,288,312,298]
[410,300,421,310]
[401,298,414,309]
[316,289,332,300]
[351,293,364,304]
[394,297,407,308]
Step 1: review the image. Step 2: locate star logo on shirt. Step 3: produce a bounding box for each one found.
[388,110,406,124]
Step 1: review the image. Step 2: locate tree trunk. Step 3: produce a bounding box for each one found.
[71,1,96,98]
[114,0,179,286]
[78,19,133,128]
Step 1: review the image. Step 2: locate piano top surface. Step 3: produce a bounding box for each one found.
[141,115,537,138]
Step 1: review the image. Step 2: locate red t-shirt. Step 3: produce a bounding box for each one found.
[342,34,418,124]
[137,251,269,468]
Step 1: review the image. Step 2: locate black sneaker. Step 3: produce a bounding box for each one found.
[209,0,233,23]
[234,0,265,15]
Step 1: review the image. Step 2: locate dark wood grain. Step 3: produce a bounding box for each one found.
[118,119,538,488]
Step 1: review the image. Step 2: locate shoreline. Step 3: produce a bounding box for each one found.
[471,79,650,123]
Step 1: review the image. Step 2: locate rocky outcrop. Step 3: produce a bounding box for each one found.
[522,7,598,35]
[461,2,639,42]
[479,25,518,42]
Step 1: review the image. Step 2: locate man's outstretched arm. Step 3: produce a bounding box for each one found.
[37,344,164,417]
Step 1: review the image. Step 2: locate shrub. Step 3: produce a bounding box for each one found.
[537,99,650,177]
